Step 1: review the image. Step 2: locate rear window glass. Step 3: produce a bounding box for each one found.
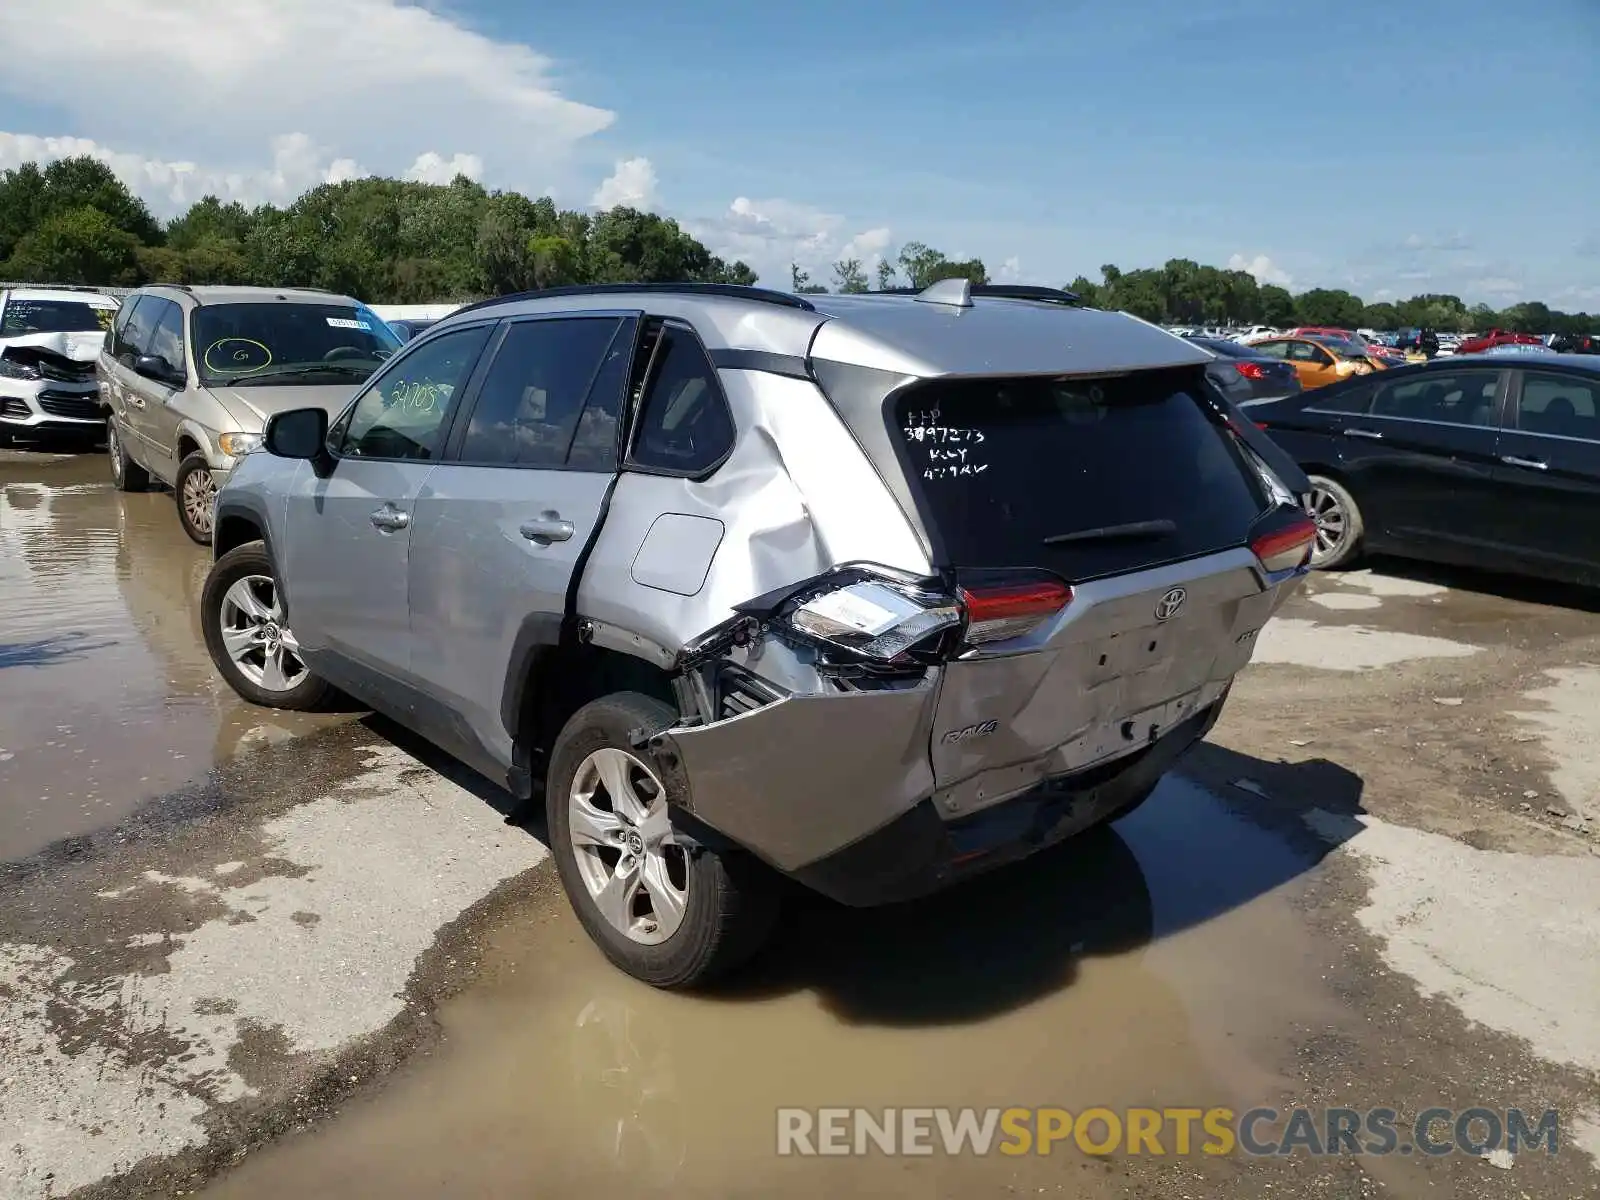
[891,368,1266,581]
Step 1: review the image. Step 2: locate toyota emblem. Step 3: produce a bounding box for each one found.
[1154,586,1187,621]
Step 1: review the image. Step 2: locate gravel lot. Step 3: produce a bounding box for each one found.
[2,447,1597,1199]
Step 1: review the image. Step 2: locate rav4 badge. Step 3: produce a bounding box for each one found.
[943,720,999,745]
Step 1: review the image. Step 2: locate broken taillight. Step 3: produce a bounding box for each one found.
[787,578,962,662]
[959,579,1074,644]
[1250,513,1317,572]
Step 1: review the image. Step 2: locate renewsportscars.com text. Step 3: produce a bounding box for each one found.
[776,1106,1562,1158]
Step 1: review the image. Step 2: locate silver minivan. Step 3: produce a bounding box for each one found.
[100,285,401,543]
[200,280,1315,987]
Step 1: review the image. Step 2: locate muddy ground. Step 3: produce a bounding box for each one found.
[2,448,1598,1199]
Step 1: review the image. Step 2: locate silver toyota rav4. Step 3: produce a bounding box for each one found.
[199,280,1315,988]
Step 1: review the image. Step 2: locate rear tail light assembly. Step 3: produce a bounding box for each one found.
[1250,512,1317,573]
[958,578,1074,645]
[1234,361,1267,380]
[680,564,1077,679]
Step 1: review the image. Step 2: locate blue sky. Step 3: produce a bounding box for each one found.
[1,0,1596,307]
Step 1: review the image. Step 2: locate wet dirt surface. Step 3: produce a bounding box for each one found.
[1,445,1598,1199]
[0,451,345,859]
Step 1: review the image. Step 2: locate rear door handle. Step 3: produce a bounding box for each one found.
[520,512,575,544]
[369,506,410,531]
[1500,455,1548,471]
[1342,427,1383,440]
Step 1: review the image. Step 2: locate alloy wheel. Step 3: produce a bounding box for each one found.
[217,574,308,694]
[108,424,123,483]
[1308,484,1348,565]
[568,748,689,945]
[182,466,217,536]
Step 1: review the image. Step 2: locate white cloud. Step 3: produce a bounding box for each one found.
[1468,277,1524,301]
[995,255,1023,283]
[405,152,485,185]
[0,130,372,211]
[1227,253,1294,289]
[686,196,894,286]
[0,0,611,211]
[592,157,658,210]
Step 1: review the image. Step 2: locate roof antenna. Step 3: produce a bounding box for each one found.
[914,278,972,308]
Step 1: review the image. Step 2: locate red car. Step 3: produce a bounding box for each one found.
[1456,328,1543,355]
[1292,327,1404,362]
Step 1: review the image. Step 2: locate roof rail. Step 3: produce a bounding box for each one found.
[874,283,1081,306]
[448,282,818,320]
[149,282,195,292]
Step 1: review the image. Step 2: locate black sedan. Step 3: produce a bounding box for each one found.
[1247,355,1600,586]
[1186,336,1303,404]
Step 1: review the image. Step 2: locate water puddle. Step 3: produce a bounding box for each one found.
[0,458,341,859]
[206,778,1346,1199]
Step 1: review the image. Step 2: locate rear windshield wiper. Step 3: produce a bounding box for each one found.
[224,364,375,384]
[1042,519,1177,546]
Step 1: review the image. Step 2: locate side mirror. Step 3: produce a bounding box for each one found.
[135,354,184,387]
[263,407,330,461]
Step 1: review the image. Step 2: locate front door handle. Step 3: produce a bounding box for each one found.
[1500,455,1548,471]
[369,506,410,531]
[1342,427,1384,440]
[520,512,575,544]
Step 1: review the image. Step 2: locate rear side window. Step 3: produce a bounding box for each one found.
[1372,371,1498,427]
[627,324,734,476]
[457,317,623,467]
[1517,372,1600,441]
[891,367,1266,582]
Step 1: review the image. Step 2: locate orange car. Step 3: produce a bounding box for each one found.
[1247,336,1375,389]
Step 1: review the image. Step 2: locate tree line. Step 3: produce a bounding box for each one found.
[1,155,1591,336]
[0,156,755,301]
[803,250,1597,337]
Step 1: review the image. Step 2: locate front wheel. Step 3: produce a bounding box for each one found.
[108,420,149,491]
[175,451,218,545]
[1306,474,1365,569]
[547,692,779,988]
[201,540,332,710]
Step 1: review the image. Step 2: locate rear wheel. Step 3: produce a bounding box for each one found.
[547,691,779,988]
[1306,474,1364,569]
[108,420,149,491]
[175,451,217,544]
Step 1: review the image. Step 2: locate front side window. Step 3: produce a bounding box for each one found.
[338,324,492,461]
[109,296,148,361]
[119,297,168,364]
[1516,373,1600,441]
[1372,371,1498,427]
[193,302,402,389]
[147,301,186,373]
[1307,380,1375,414]
[0,297,117,336]
[457,317,624,467]
[1251,340,1289,359]
[627,324,735,475]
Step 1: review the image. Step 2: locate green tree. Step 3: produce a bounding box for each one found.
[1294,288,1364,328]
[1066,274,1101,306]
[1258,285,1297,326]
[166,196,256,251]
[1359,302,1401,330]
[896,241,989,290]
[791,263,826,293]
[832,257,869,293]
[874,258,896,290]
[5,205,143,285]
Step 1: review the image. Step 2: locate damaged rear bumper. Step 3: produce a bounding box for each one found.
[645,670,1225,907]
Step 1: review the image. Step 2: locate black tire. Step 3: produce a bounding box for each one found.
[201,540,333,711]
[0,425,13,448]
[1306,473,1364,570]
[174,451,217,545]
[108,420,149,491]
[547,691,779,988]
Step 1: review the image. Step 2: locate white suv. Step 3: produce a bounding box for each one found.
[0,287,120,445]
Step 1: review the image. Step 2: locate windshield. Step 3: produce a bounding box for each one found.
[193,302,401,386]
[1311,337,1370,359]
[1,298,117,336]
